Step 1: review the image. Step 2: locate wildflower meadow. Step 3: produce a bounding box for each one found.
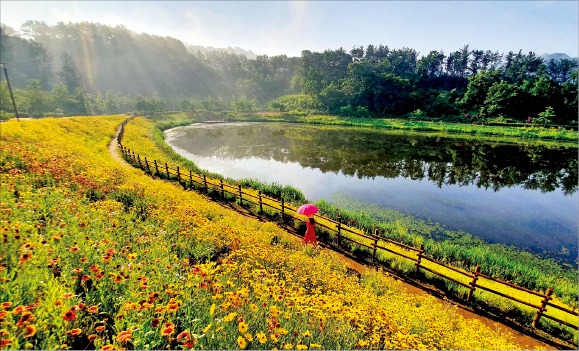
[0,116,551,350]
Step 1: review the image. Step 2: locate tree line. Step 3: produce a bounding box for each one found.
[0,21,576,125]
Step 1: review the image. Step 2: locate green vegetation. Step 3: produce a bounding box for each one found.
[315,196,578,307]
[1,22,577,130]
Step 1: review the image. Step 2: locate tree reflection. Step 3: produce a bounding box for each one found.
[176,124,578,194]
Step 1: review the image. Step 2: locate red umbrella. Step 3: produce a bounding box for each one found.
[297,203,318,216]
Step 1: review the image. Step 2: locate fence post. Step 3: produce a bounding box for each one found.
[238,184,243,204]
[154,160,159,176]
[372,228,379,262]
[258,191,263,212]
[203,175,208,193]
[337,217,342,248]
[532,288,554,328]
[281,198,285,216]
[165,163,170,180]
[131,151,136,164]
[176,166,181,184]
[467,265,480,302]
[137,154,142,169]
[220,179,225,199]
[144,157,151,173]
[189,170,193,189]
[415,244,424,274]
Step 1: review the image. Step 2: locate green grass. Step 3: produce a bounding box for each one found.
[315,197,578,308]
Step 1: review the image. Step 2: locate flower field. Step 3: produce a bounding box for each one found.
[0,116,550,349]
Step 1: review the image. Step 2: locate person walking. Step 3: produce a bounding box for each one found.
[303,215,317,245]
[297,203,318,245]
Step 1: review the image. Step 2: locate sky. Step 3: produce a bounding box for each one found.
[1,1,577,58]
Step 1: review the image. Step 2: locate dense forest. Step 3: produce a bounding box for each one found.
[0,21,577,125]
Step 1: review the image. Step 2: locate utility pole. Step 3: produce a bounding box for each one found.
[1,63,19,121]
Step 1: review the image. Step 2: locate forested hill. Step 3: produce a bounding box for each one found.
[1,21,577,125]
[0,21,232,98]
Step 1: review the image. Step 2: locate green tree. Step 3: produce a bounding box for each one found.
[23,79,47,117]
[460,70,502,112]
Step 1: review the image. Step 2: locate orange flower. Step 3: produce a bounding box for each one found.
[67,328,82,336]
[81,275,92,282]
[24,325,36,338]
[113,275,124,283]
[69,247,79,253]
[101,344,115,350]
[19,253,32,264]
[166,302,180,313]
[0,339,12,348]
[89,264,101,273]
[87,305,98,314]
[1,302,12,309]
[160,323,174,337]
[88,334,97,342]
[72,268,83,274]
[61,293,74,299]
[80,257,88,263]
[16,312,35,326]
[116,330,132,343]
[95,326,106,333]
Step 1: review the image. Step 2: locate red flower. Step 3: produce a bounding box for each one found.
[151,318,160,328]
[176,331,191,341]
[63,310,77,321]
[161,323,175,337]
[24,325,36,338]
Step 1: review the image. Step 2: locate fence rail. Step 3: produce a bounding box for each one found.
[116,118,578,338]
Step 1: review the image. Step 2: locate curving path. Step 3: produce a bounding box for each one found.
[109,122,563,350]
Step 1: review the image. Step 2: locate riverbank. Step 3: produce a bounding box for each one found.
[225,112,579,145]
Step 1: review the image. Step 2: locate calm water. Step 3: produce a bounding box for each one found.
[165,122,579,263]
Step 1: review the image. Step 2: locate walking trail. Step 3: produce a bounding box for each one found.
[109,124,567,350]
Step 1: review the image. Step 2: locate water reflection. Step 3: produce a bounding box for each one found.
[168,123,577,195]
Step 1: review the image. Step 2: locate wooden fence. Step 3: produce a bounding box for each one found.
[116,119,578,337]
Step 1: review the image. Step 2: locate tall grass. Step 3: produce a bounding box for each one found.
[315,198,578,308]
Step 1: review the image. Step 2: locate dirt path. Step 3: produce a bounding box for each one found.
[109,123,565,350]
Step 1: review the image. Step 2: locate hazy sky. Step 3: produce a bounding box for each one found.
[1,1,577,57]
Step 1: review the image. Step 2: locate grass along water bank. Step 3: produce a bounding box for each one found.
[222,112,578,146]
[1,115,545,350]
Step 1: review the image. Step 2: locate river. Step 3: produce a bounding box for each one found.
[164,122,578,264]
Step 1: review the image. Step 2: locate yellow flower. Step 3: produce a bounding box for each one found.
[257,332,267,344]
[202,323,212,333]
[224,312,237,322]
[302,330,312,338]
[250,304,258,313]
[297,345,308,350]
[244,333,253,342]
[238,321,249,333]
[270,334,279,342]
[209,303,216,316]
[237,336,247,349]
[284,343,293,349]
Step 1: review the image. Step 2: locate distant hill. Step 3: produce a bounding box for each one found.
[541,53,578,62]
[0,21,233,98]
[186,44,258,59]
